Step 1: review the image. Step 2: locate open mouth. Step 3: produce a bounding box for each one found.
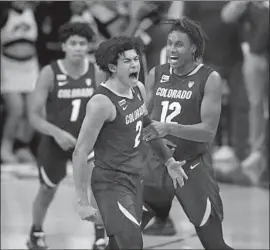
[169,56,179,62]
[129,72,139,79]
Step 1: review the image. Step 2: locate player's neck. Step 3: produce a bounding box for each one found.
[61,57,87,78]
[105,78,133,99]
[172,61,198,77]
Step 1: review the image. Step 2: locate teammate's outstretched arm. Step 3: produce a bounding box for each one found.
[72,95,114,218]
[144,71,222,143]
[137,81,188,188]
[27,65,76,151]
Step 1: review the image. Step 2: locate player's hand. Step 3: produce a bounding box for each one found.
[143,121,168,141]
[53,129,77,151]
[166,158,188,188]
[78,202,98,222]
[163,139,176,154]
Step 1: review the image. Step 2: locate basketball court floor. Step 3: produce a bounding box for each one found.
[1,164,269,249]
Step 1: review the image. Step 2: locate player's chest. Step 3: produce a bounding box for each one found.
[154,76,201,106]
[54,74,95,100]
[116,95,145,132]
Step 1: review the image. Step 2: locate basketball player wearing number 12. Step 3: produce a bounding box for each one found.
[26,23,105,249]
[143,17,234,249]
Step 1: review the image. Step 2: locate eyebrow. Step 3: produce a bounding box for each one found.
[122,55,139,60]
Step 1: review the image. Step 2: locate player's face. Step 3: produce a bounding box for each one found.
[166,30,195,68]
[115,49,140,87]
[62,35,90,63]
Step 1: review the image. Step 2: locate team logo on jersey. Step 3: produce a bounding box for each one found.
[160,74,170,83]
[58,81,68,87]
[188,81,195,88]
[118,99,126,106]
[56,74,67,81]
[85,79,92,86]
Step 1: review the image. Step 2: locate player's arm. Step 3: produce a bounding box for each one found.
[137,81,178,166]
[27,65,76,150]
[72,94,114,205]
[27,65,61,137]
[145,67,156,115]
[145,72,222,143]
[94,64,107,87]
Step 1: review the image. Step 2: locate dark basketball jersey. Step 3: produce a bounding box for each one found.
[151,63,214,161]
[93,84,146,175]
[46,59,96,138]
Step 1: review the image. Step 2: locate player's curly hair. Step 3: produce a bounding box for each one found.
[168,17,208,60]
[95,36,144,75]
[59,22,95,43]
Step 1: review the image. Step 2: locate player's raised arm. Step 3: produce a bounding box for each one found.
[72,94,114,205]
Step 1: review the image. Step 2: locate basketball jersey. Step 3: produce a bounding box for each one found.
[151,63,214,161]
[93,84,146,175]
[46,59,96,138]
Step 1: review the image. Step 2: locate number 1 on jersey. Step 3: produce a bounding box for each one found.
[134,120,142,148]
[70,99,81,122]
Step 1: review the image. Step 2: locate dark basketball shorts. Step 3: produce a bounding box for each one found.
[143,152,224,227]
[91,166,144,236]
[36,135,72,187]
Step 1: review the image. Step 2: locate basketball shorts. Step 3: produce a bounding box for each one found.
[144,152,224,227]
[91,166,143,236]
[37,135,72,187]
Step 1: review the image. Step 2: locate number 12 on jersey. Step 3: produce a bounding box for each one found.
[160,101,181,123]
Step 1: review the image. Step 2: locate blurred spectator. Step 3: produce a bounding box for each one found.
[35,1,103,66]
[69,1,101,54]
[35,1,70,67]
[1,1,39,163]
[222,1,269,185]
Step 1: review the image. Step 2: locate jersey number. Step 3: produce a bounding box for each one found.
[160,101,181,123]
[134,120,142,148]
[70,99,81,122]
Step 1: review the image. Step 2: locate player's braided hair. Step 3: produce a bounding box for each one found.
[59,22,95,43]
[168,17,208,60]
[95,36,144,75]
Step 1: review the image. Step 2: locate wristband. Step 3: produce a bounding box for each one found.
[165,157,175,167]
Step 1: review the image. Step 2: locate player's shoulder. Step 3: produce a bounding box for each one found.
[87,92,114,117]
[150,63,170,75]
[136,81,145,91]
[38,64,54,81]
[196,63,221,78]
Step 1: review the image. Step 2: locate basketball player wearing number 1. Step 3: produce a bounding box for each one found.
[26,22,105,249]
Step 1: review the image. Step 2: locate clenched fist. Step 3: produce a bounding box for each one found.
[78,202,98,222]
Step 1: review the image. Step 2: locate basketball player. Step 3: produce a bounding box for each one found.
[142,17,234,249]
[72,36,188,250]
[26,22,105,250]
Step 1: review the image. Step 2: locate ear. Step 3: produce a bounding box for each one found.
[108,64,116,73]
[191,44,197,55]
[61,43,66,53]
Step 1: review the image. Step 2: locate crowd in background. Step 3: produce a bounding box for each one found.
[0,1,269,188]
